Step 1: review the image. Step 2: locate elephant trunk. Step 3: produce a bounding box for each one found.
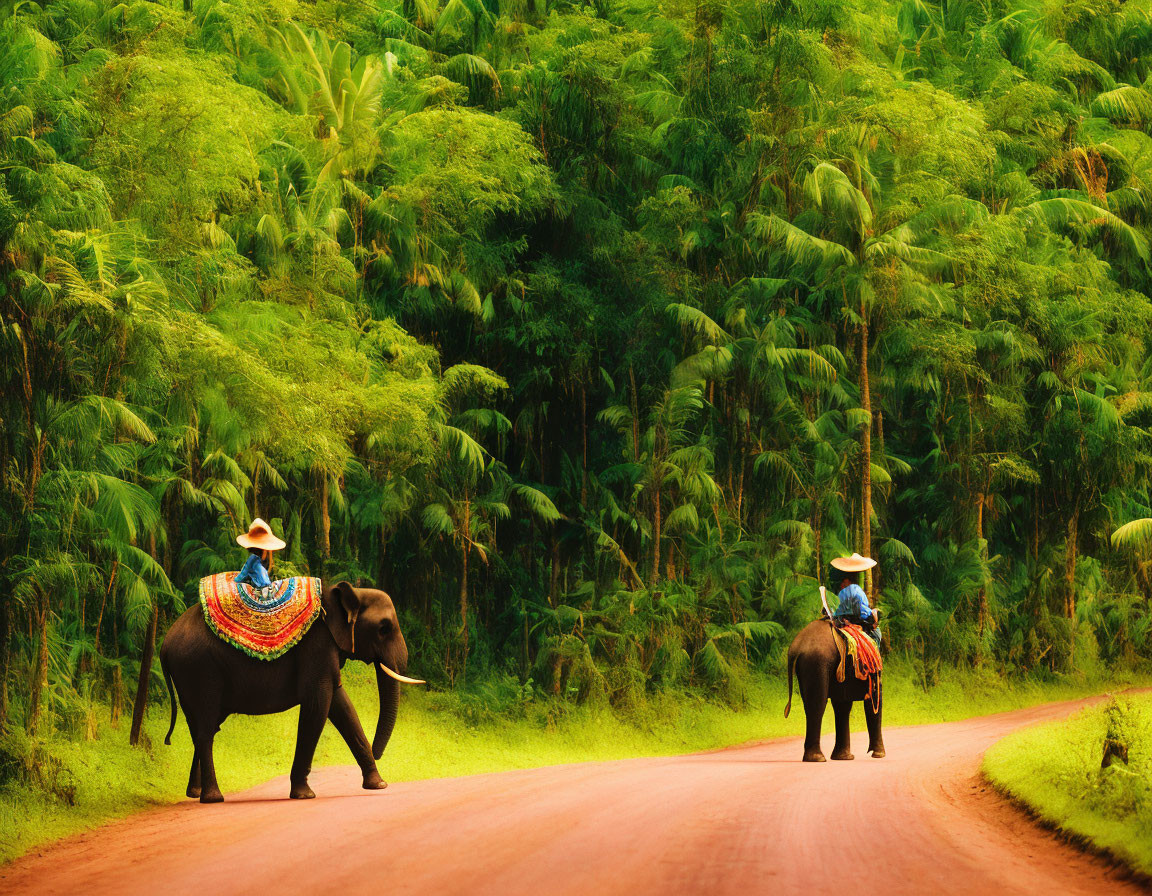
[373,664,400,761]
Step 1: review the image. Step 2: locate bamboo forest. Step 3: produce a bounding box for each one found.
[3,0,1152,759]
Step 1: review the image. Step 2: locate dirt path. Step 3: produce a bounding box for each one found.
[2,694,1146,896]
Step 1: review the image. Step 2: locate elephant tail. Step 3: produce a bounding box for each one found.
[163,656,178,746]
[784,651,796,718]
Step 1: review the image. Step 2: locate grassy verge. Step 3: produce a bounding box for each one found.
[1,661,1143,864]
[983,693,1152,878]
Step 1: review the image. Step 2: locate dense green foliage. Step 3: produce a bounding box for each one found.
[3,0,1152,754]
[984,694,1152,876]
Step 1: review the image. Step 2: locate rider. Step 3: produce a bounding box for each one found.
[831,552,881,642]
[235,518,285,593]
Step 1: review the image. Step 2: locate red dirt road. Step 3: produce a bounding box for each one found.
[2,695,1146,896]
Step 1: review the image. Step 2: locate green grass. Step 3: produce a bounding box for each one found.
[0,661,1144,865]
[983,693,1152,878]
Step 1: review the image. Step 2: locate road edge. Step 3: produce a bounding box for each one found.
[979,771,1152,891]
[978,690,1152,891]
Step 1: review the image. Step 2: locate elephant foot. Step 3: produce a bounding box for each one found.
[802,750,827,762]
[290,783,316,800]
[830,749,855,761]
[362,771,388,791]
[199,789,224,804]
[186,786,201,799]
[870,748,886,758]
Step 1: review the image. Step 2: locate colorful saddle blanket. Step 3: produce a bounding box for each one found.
[199,572,322,660]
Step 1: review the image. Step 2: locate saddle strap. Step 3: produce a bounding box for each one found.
[829,620,846,683]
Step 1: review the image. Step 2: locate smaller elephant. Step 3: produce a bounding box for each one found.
[784,619,885,762]
[160,581,424,802]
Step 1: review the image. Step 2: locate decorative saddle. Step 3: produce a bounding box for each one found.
[199,572,323,660]
[835,622,883,675]
[829,620,883,712]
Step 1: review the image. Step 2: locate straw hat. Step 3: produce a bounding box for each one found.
[831,552,876,572]
[237,518,286,552]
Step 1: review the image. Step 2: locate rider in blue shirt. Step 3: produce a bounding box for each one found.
[831,553,881,642]
[235,549,273,589]
[234,518,284,592]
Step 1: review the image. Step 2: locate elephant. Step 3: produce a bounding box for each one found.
[159,580,424,803]
[783,619,885,762]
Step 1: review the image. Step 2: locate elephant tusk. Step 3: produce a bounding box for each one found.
[378,663,426,685]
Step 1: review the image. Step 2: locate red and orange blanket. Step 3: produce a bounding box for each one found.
[834,622,883,712]
[837,623,883,677]
[199,572,322,660]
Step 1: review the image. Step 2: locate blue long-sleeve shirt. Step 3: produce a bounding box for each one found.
[235,554,271,589]
[834,583,875,623]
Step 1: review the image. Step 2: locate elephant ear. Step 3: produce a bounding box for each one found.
[324,581,361,655]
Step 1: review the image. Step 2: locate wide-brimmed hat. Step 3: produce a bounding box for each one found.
[237,518,286,552]
[831,552,876,572]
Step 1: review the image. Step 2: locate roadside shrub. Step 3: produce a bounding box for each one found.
[0,730,78,806]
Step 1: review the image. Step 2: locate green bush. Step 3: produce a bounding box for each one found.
[984,694,1152,877]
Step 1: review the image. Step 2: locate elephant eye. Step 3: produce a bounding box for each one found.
[380,618,393,633]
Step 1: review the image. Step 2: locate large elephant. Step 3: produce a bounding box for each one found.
[159,580,423,803]
[783,619,885,762]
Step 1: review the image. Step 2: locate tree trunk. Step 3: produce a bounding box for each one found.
[1032,495,1040,562]
[521,590,530,682]
[580,383,588,506]
[129,599,159,746]
[549,534,560,606]
[651,485,662,587]
[26,600,48,735]
[318,471,331,559]
[130,535,161,747]
[629,366,640,460]
[91,560,118,670]
[976,490,990,648]
[0,599,11,730]
[110,663,123,726]
[377,525,389,595]
[458,547,469,679]
[736,455,745,525]
[1064,507,1079,620]
[458,497,471,680]
[859,307,873,598]
[812,504,823,583]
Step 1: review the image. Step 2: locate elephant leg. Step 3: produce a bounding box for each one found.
[289,693,332,800]
[327,685,386,791]
[186,748,202,799]
[801,680,828,762]
[830,700,854,760]
[865,680,885,758]
[182,704,202,799]
[194,719,224,804]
